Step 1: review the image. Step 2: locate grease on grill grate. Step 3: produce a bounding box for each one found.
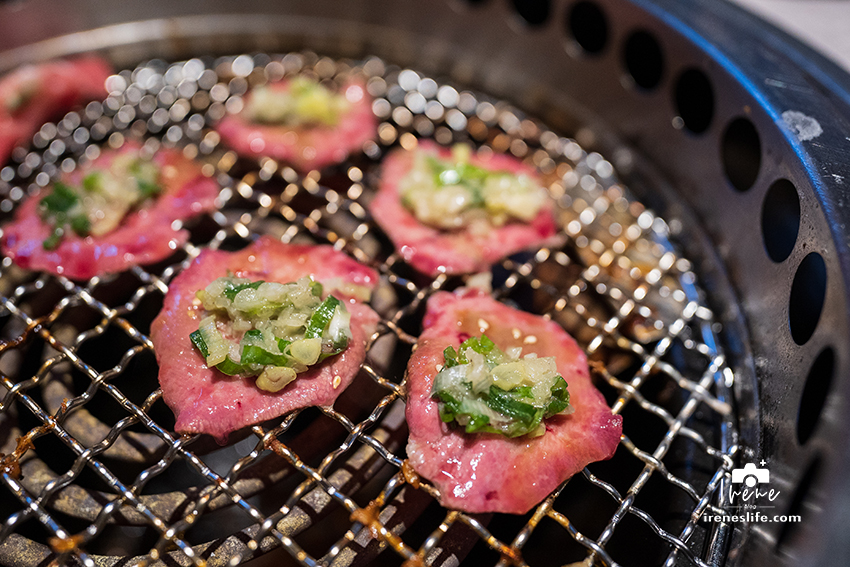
[0,53,737,567]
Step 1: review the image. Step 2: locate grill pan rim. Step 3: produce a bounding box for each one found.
[0,0,848,565]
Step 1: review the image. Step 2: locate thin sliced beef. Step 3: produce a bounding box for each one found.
[215,78,376,172]
[0,56,111,164]
[2,142,219,279]
[369,141,559,276]
[405,289,622,514]
[151,237,380,443]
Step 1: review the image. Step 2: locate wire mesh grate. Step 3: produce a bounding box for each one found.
[0,52,737,567]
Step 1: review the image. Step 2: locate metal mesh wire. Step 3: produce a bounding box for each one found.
[0,53,738,567]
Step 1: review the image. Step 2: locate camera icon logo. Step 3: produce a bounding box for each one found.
[731,462,770,487]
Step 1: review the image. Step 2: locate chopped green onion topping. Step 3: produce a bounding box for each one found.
[306,296,342,339]
[223,280,265,301]
[70,214,91,236]
[42,226,65,251]
[431,334,571,438]
[40,182,79,214]
[245,77,350,127]
[82,172,101,193]
[189,329,209,357]
[214,356,246,377]
[37,154,163,249]
[189,276,352,392]
[137,179,160,199]
[240,344,290,367]
[399,144,547,230]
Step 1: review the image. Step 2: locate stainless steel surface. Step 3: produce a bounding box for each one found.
[0,0,847,566]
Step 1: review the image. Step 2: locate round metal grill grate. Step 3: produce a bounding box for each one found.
[0,53,737,567]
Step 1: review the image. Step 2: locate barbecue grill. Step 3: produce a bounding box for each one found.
[0,1,847,566]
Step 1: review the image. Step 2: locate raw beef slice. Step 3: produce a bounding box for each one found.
[0,56,112,164]
[405,289,622,514]
[369,141,558,276]
[151,237,381,443]
[216,78,376,172]
[2,142,219,279]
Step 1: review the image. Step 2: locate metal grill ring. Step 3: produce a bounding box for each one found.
[0,53,737,567]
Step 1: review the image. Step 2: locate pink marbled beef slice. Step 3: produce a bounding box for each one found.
[2,142,219,279]
[0,56,112,164]
[405,289,622,514]
[369,141,559,277]
[151,237,380,443]
[216,78,376,172]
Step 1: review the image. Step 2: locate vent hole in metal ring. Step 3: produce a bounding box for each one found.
[623,30,664,90]
[722,117,762,192]
[674,68,715,134]
[567,1,609,55]
[761,178,800,262]
[775,454,822,552]
[797,347,835,445]
[789,252,827,345]
[511,0,551,26]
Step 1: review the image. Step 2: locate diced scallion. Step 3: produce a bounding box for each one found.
[431,334,571,438]
[40,182,79,214]
[37,154,163,249]
[42,227,65,251]
[288,338,322,366]
[306,296,343,339]
[399,144,547,230]
[189,275,352,392]
[82,172,101,193]
[196,315,229,366]
[223,280,264,301]
[256,366,297,393]
[245,77,350,127]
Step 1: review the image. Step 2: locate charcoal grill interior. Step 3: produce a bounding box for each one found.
[0,53,737,566]
[0,1,849,567]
